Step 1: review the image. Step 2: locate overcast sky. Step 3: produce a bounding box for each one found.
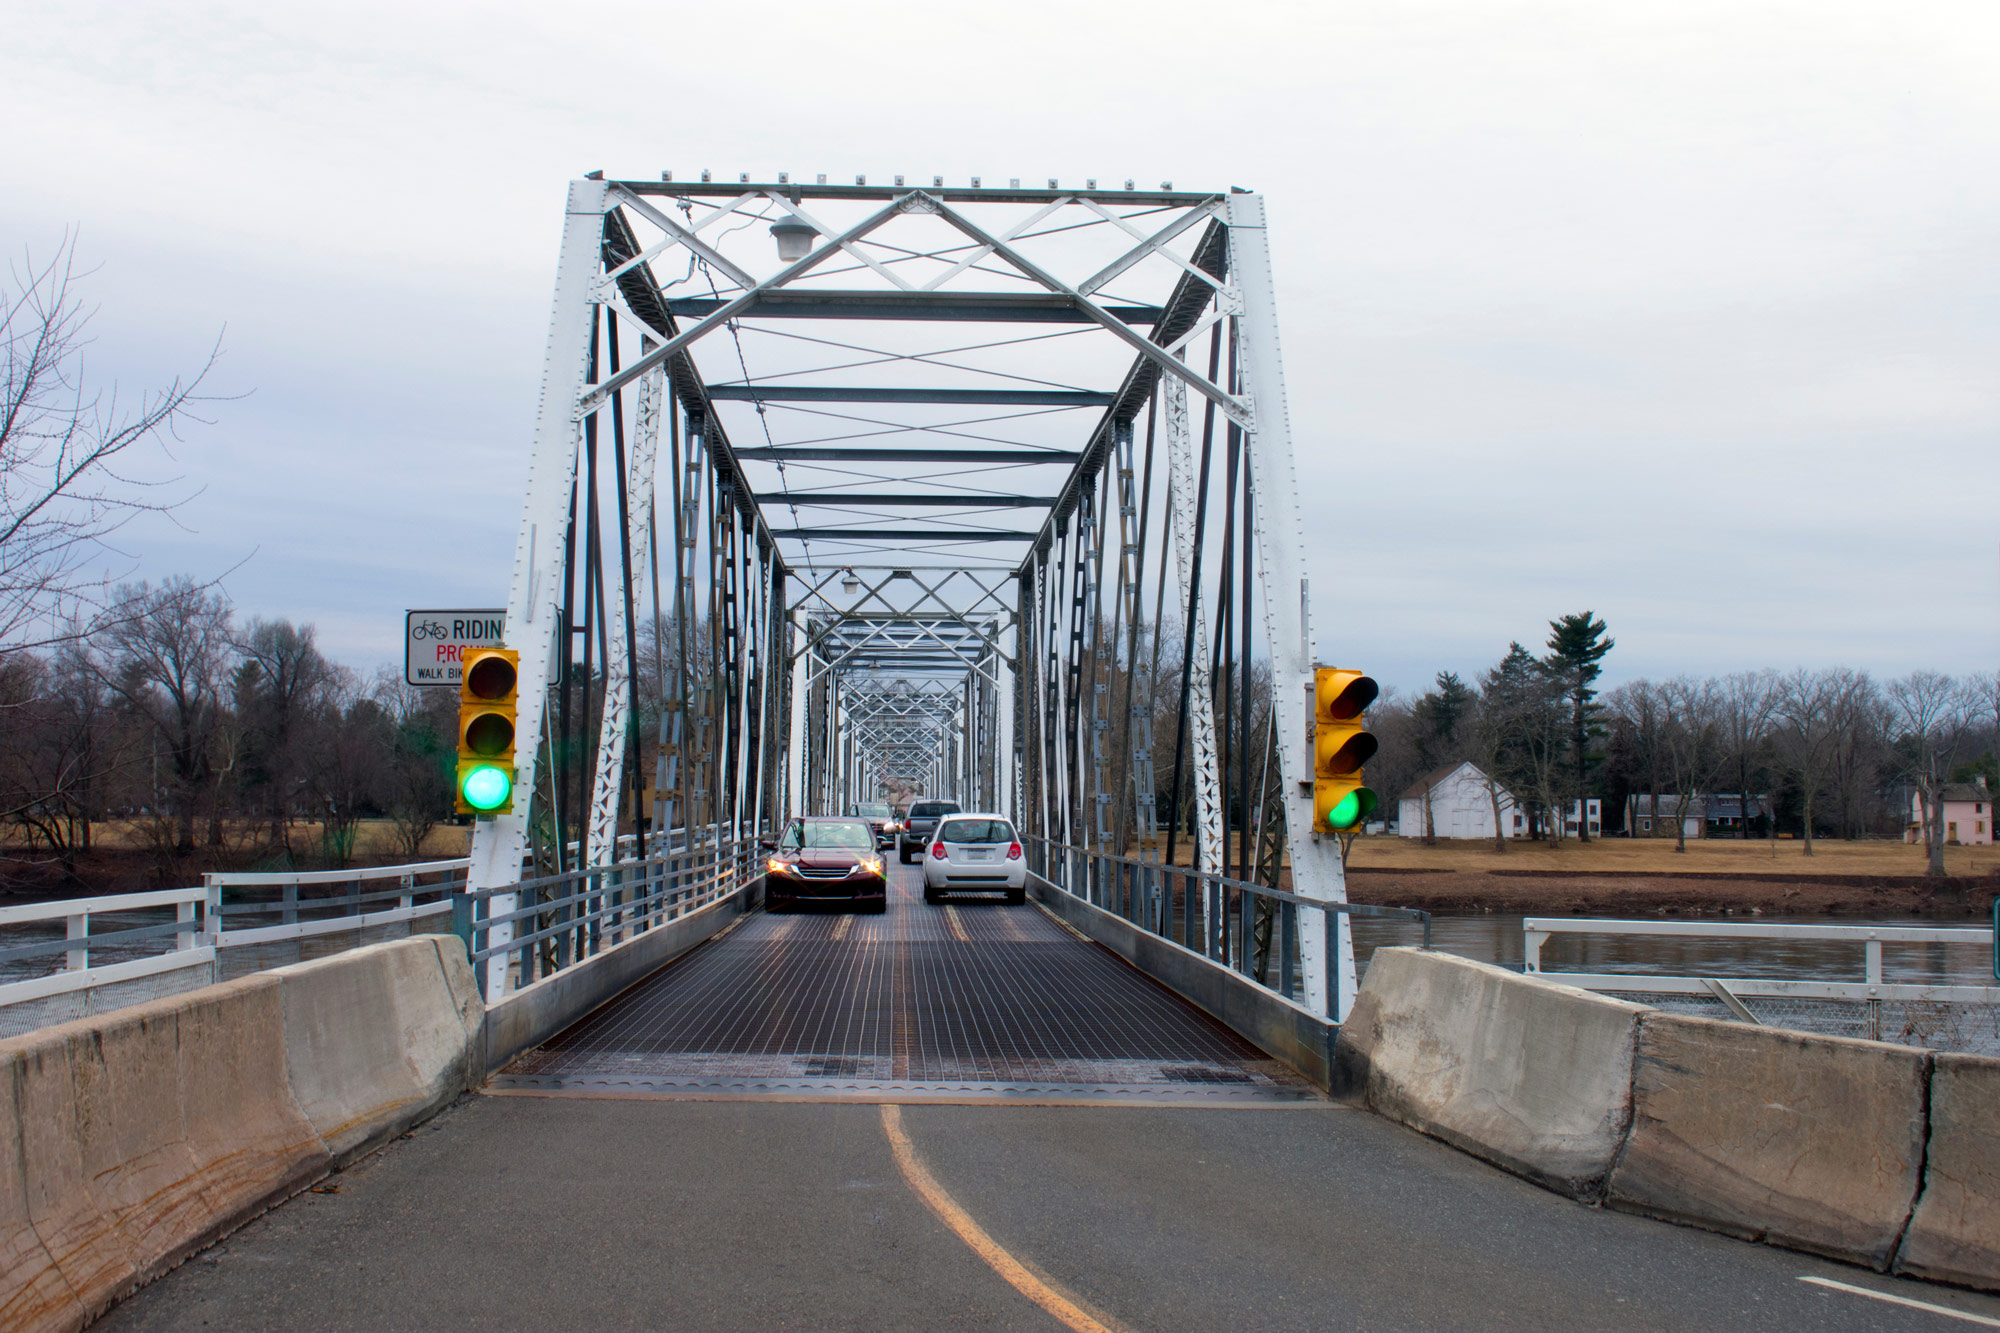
[3,0,1994,695]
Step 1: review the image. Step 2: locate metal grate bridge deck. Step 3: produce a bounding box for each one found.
[492,865,1318,1105]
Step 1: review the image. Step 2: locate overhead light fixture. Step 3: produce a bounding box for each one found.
[841,568,861,595]
[770,217,818,261]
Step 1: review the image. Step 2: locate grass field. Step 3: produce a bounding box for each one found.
[50,818,478,860]
[1147,830,2000,881]
[1344,833,2000,878]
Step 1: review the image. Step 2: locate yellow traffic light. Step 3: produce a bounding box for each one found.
[456,647,518,815]
[1313,667,1378,832]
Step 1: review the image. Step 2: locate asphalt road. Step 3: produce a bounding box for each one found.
[102,1092,2000,1331]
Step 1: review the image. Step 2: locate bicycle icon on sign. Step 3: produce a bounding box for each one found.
[410,620,452,642]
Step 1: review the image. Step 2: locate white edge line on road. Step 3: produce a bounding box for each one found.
[1799,1276,2000,1327]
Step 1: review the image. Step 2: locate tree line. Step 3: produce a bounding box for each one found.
[0,577,463,877]
[1371,612,2000,875]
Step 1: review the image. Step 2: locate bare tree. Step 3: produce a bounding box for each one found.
[1888,671,1974,878]
[2,236,214,652]
[1825,672,1888,838]
[235,618,338,849]
[98,577,234,852]
[1719,670,1781,839]
[374,671,456,861]
[298,666,382,867]
[1773,668,1852,855]
[1656,676,1728,853]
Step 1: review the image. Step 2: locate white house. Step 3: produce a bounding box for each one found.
[1398,762,1527,840]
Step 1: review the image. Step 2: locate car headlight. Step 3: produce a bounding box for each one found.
[858,857,884,876]
[767,857,797,876]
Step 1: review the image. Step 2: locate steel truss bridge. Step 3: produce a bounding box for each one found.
[465,172,1360,1020]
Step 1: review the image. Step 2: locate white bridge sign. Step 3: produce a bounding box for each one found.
[405,609,506,686]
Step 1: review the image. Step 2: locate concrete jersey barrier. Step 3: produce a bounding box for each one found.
[1606,1013,1929,1270]
[271,936,483,1165]
[1333,945,2000,1290]
[0,934,487,1332]
[0,975,331,1332]
[1896,1052,2000,1288]
[1330,947,1646,1199]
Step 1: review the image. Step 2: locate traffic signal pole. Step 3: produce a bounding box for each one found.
[467,177,607,1001]
[1227,192,1359,1019]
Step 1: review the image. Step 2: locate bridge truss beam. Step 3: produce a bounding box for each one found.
[469,176,1356,1016]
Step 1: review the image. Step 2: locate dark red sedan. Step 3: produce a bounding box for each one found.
[763,817,888,913]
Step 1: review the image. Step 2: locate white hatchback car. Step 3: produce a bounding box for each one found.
[920,813,1026,905]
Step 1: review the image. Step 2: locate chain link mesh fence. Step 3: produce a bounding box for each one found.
[1608,989,2000,1058]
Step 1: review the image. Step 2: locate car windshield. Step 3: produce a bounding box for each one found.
[852,803,891,818]
[911,803,958,818]
[939,818,1013,844]
[780,821,874,851]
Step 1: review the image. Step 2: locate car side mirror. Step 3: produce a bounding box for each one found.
[759,837,778,852]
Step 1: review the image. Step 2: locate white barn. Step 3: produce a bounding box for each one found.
[1397,762,1526,841]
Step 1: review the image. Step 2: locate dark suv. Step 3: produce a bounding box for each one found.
[897,799,962,863]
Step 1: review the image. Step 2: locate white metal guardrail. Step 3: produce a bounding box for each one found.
[202,858,469,947]
[0,859,475,1035]
[0,887,213,1018]
[1523,917,2000,1006]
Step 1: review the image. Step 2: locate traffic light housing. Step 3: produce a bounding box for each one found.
[1314,667,1379,833]
[456,647,519,816]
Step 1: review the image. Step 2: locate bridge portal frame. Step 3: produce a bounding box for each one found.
[468,174,1357,1015]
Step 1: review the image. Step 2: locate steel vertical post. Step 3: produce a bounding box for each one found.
[468,177,606,1001]
[1226,193,1356,1018]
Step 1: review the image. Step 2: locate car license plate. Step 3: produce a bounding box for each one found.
[963,849,991,861]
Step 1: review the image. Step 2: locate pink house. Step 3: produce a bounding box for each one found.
[1906,780,1994,846]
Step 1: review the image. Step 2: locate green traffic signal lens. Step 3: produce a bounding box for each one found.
[1325,788,1378,831]
[462,764,512,812]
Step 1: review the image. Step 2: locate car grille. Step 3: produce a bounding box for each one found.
[795,866,850,879]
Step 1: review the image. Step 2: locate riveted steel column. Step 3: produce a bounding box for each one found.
[1227,192,1356,1019]
[470,176,607,1001]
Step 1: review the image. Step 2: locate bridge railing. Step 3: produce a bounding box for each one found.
[0,859,473,1037]
[204,859,469,968]
[1024,836,1429,1018]
[455,829,760,998]
[1524,916,2000,1054]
